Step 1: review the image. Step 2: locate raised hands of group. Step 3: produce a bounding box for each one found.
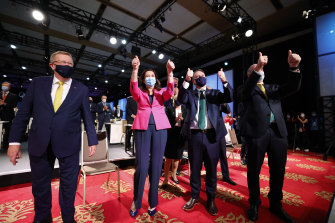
[288,50,301,68]
[166,59,175,74]
[132,56,140,70]
[185,68,193,82]
[218,68,227,83]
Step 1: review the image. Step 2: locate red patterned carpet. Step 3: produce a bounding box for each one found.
[0,150,335,223]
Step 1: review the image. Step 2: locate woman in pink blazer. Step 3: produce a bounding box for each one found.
[129,56,174,217]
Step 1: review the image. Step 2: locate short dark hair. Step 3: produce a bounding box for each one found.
[139,69,161,92]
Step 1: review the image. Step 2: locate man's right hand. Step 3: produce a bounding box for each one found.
[255,52,268,72]
[186,68,193,82]
[7,145,22,166]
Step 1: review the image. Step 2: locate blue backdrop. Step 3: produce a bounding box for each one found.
[118,98,126,119]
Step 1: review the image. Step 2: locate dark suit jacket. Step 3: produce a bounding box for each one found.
[90,102,97,122]
[9,76,98,158]
[165,101,187,127]
[240,71,301,138]
[126,96,137,124]
[178,82,233,141]
[97,102,111,123]
[0,91,18,121]
[114,109,123,119]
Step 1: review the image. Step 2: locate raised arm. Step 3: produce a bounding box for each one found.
[217,68,233,103]
[178,68,193,104]
[162,59,175,101]
[130,56,141,101]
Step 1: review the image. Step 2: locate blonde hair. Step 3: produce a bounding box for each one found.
[50,51,73,63]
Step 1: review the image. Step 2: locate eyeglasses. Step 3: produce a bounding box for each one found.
[52,60,73,66]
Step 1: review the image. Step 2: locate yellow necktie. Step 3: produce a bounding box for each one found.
[257,83,268,100]
[54,81,64,112]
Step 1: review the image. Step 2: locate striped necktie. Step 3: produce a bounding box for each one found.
[54,81,64,112]
[257,83,275,123]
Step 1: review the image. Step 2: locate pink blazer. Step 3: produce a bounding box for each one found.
[130,81,174,130]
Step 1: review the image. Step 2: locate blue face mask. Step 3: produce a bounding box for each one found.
[55,65,74,78]
[145,77,156,87]
[2,86,9,92]
[195,76,206,87]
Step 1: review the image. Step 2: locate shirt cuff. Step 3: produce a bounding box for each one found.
[9,142,21,146]
[223,83,228,88]
[183,81,190,89]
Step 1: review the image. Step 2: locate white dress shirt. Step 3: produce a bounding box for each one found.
[51,76,72,104]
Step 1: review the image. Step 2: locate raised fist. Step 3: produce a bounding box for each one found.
[257,52,268,68]
[166,59,175,73]
[218,68,227,83]
[132,56,140,70]
[288,50,301,68]
[186,68,193,82]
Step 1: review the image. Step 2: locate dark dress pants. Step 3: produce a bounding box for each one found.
[246,124,287,207]
[29,145,79,222]
[189,129,220,202]
[240,136,247,159]
[133,125,167,209]
[219,138,230,179]
[98,121,110,141]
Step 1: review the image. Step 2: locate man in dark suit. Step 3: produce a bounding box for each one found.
[241,51,301,223]
[0,81,18,152]
[7,51,98,223]
[179,68,233,216]
[114,104,123,120]
[89,97,97,125]
[125,96,137,154]
[97,95,111,140]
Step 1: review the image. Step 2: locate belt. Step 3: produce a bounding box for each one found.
[191,128,213,134]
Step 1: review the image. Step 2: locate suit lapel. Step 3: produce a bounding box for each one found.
[56,79,77,113]
[45,77,55,113]
[255,85,267,99]
[192,90,199,108]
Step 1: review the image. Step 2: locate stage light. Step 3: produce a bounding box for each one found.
[302,9,316,19]
[121,39,127,44]
[118,84,122,87]
[152,49,157,54]
[330,30,334,34]
[224,61,228,66]
[76,27,85,40]
[160,16,166,23]
[10,44,16,49]
[110,36,117,44]
[22,66,27,70]
[98,64,102,68]
[121,69,125,72]
[154,20,164,32]
[32,9,44,21]
[245,29,253,37]
[231,33,240,42]
[29,78,32,81]
[86,77,90,80]
[158,53,164,60]
[95,87,97,90]
[105,80,108,83]
[237,17,242,23]
[212,1,226,12]
[3,75,7,77]
[181,76,184,78]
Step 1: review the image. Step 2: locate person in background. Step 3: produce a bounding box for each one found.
[125,96,137,155]
[97,95,111,141]
[241,50,301,223]
[114,104,123,120]
[296,112,309,152]
[7,51,97,223]
[309,111,320,151]
[89,97,97,125]
[129,56,174,217]
[285,112,295,149]
[162,86,186,188]
[179,68,233,216]
[0,81,18,152]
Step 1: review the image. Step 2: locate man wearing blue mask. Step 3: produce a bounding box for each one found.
[0,81,18,152]
[7,51,98,223]
[97,95,111,141]
[179,68,233,216]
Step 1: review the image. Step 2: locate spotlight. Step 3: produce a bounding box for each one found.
[245,29,253,37]
[3,75,7,77]
[158,53,164,60]
[29,78,32,81]
[121,69,125,72]
[76,27,85,40]
[181,76,184,78]
[231,33,240,42]
[94,87,97,90]
[121,39,127,44]
[237,17,242,23]
[212,1,226,12]
[98,64,102,68]
[105,80,108,83]
[86,77,90,80]
[224,61,228,66]
[110,36,117,44]
[32,9,44,21]
[10,44,16,49]
[154,20,164,32]
[152,49,157,54]
[330,30,334,34]
[21,66,27,70]
[160,16,166,23]
[118,84,122,87]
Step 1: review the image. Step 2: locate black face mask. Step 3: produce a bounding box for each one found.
[55,65,74,78]
[195,76,206,87]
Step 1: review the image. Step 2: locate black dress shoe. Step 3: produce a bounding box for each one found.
[205,201,218,216]
[183,198,199,211]
[241,157,247,165]
[269,206,294,223]
[222,177,237,185]
[33,215,52,223]
[171,177,179,184]
[247,205,259,221]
